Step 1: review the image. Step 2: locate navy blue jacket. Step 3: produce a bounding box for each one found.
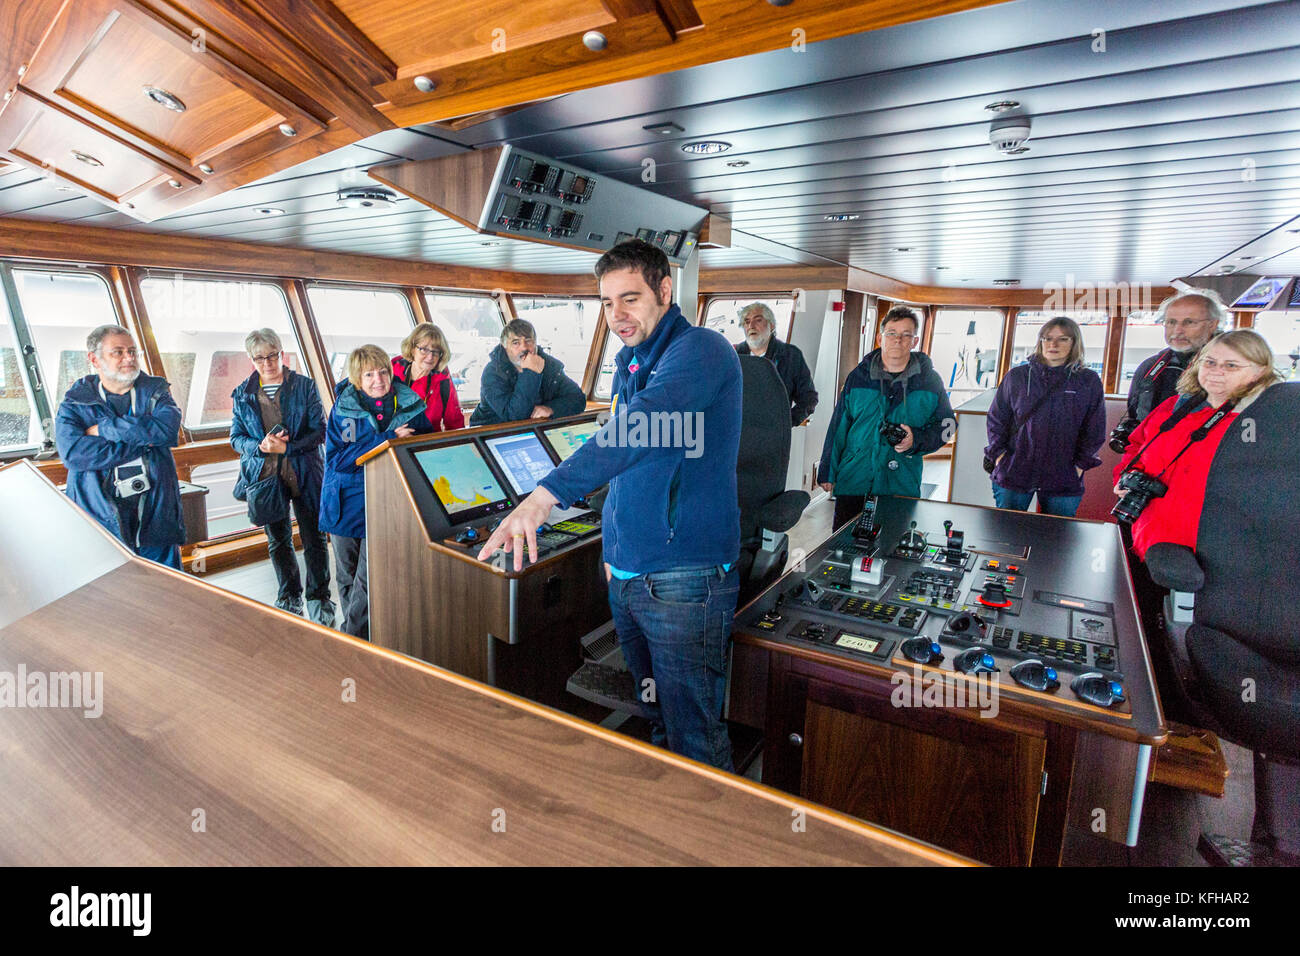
[319,379,432,539]
[229,368,326,523]
[736,336,818,425]
[469,344,587,426]
[54,373,185,549]
[540,306,742,573]
[985,358,1106,495]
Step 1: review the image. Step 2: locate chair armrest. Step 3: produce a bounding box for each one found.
[759,490,810,534]
[1145,542,1205,592]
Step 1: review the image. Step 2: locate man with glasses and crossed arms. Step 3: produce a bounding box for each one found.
[1112,289,1225,450]
[818,306,956,529]
[55,325,185,568]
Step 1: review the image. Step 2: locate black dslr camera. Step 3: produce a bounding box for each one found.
[1108,416,1140,453]
[1110,470,1167,524]
[879,420,908,447]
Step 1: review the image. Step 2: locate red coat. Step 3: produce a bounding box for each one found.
[390,356,465,431]
[1113,395,1237,560]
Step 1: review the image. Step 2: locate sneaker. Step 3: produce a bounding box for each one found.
[306,598,336,629]
[275,595,304,616]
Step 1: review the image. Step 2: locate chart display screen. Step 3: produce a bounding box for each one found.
[413,441,511,523]
[543,420,602,462]
[484,431,555,496]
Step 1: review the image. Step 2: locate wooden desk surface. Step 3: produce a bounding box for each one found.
[0,465,965,867]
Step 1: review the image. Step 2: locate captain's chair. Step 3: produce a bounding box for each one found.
[1144,382,1300,865]
[736,356,811,605]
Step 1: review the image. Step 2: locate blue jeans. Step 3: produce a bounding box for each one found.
[991,482,1083,518]
[138,544,181,569]
[607,565,740,771]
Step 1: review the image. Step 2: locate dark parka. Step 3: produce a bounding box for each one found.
[817,349,955,497]
[54,373,185,549]
[229,367,326,524]
[469,344,587,426]
[319,379,431,539]
[736,336,818,425]
[985,358,1106,496]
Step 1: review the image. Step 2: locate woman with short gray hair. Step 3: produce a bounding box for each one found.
[229,328,334,626]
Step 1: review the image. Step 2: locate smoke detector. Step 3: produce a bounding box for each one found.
[337,186,397,209]
[989,118,1032,154]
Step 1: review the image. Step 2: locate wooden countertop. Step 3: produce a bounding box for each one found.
[0,462,966,867]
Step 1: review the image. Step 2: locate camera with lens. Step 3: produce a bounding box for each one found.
[1110,469,1167,524]
[112,457,151,499]
[1108,416,1140,453]
[879,420,908,447]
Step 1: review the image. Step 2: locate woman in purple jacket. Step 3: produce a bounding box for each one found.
[984,317,1106,517]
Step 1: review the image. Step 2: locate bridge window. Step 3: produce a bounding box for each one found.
[423,292,504,404]
[1013,311,1109,377]
[703,297,795,345]
[306,285,412,387]
[141,276,301,429]
[0,286,37,453]
[511,296,600,386]
[593,330,622,401]
[1117,311,1166,391]
[1253,309,1300,381]
[929,309,1004,407]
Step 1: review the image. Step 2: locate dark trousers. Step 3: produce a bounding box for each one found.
[331,534,370,641]
[832,494,866,531]
[264,497,330,603]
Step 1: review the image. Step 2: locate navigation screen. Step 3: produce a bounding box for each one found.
[413,441,511,523]
[484,431,555,496]
[543,420,602,462]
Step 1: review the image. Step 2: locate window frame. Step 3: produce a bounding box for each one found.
[305,279,417,391]
[699,293,798,344]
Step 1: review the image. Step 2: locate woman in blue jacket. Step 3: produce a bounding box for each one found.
[984,317,1106,517]
[230,329,332,626]
[320,344,432,639]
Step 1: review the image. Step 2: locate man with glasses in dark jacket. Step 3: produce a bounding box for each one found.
[55,325,185,568]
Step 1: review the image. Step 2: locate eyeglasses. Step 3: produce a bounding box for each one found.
[1041,336,1073,345]
[414,345,442,358]
[103,347,139,360]
[881,332,917,342]
[251,351,281,363]
[1200,358,1258,372]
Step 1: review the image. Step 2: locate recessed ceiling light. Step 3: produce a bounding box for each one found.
[681,141,732,154]
[934,266,949,270]
[167,178,182,189]
[894,246,914,252]
[1219,265,1236,273]
[1287,228,1300,234]
[582,31,608,51]
[71,150,103,167]
[278,123,297,137]
[257,207,285,216]
[766,0,794,6]
[644,121,684,135]
[143,86,186,113]
[413,75,436,93]
[993,278,1020,286]
[199,163,214,174]
[725,159,750,168]
[336,187,397,209]
[480,240,502,247]
[985,100,1021,112]
[1238,255,1256,260]
[823,214,859,222]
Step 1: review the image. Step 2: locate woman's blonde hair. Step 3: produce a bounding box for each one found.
[1177,329,1283,402]
[1032,316,1086,367]
[346,344,392,390]
[400,322,451,373]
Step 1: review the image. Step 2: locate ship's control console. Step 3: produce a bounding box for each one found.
[740,496,1133,715]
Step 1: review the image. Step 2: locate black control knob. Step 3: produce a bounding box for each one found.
[977,581,1011,608]
[1010,659,1060,692]
[953,646,997,675]
[1071,672,1126,708]
[900,636,943,664]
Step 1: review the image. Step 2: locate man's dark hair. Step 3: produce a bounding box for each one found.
[594,239,671,293]
[500,319,536,345]
[880,306,920,332]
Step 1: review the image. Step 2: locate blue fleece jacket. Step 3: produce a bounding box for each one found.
[539,306,742,574]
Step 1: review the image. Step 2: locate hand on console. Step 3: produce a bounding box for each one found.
[476,485,559,571]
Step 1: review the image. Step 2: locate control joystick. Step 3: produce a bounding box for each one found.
[944,611,987,640]
[977,580,1012,608]
[897,521,927,557]
[953,646,997,675]
[900,636,943,665]
[1071,672,1125,708]
[1010,659,1060,692]
[454,526,481,544]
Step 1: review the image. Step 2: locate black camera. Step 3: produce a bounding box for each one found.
[1108,417,1140,453]
[879,420,908,446]
[1111,470,1167,524]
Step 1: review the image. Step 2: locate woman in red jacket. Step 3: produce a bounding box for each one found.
[391,322,466,431]
[1114,329,1283,560]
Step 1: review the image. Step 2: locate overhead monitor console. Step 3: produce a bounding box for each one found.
[394,414,607,560]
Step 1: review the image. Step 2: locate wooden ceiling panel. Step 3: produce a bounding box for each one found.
[333,0,615,74]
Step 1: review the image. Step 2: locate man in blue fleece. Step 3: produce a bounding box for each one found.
[477,239,743,771]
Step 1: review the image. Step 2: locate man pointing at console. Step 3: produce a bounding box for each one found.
[477,239,743,771]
